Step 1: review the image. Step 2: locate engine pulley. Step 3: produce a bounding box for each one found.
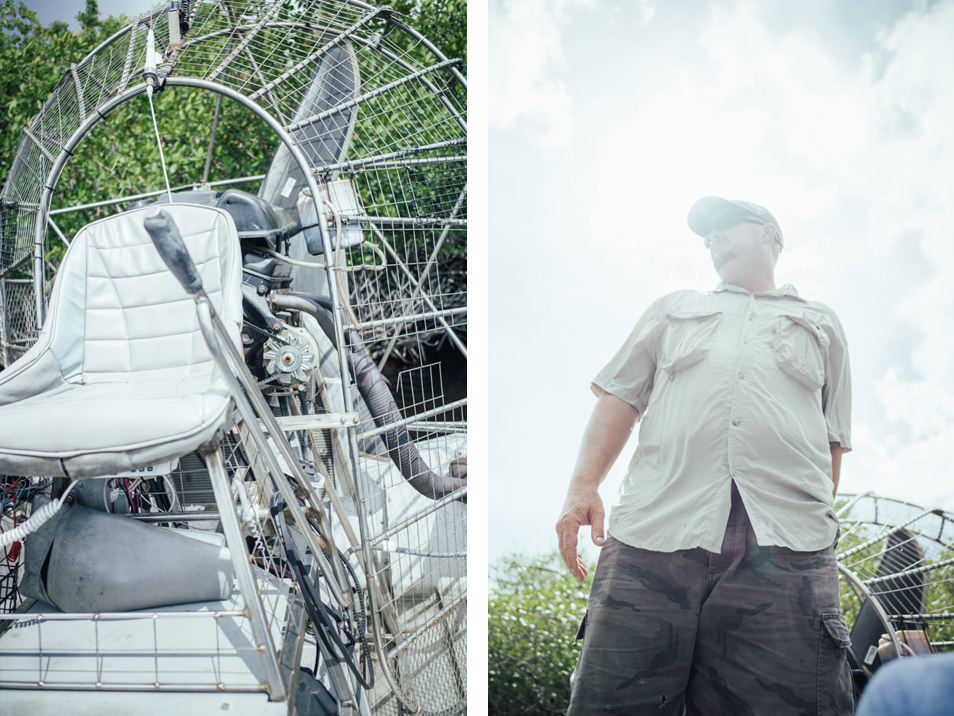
[263,326,317,385]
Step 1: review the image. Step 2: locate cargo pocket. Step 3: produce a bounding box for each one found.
[569,612,587,695]
[660,309,722,377]
[773,313,829,391]
[575,612,587,641]
[817,612,853,715]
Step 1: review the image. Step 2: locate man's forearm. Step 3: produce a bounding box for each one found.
[567,392,640,494]
[830,442,843,497]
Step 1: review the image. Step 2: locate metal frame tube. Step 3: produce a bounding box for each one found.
[32,78,354,413]
[837,562,905,662]
[48,174,266,216]
[196,295,368,716]
[377,186,467,369]
[203,445,287,700]
[0,278,8,366]
[837,509,936,561]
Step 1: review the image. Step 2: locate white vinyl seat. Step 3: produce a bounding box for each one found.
[0,204,242,478]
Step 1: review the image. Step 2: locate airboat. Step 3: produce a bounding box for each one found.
[0,1,466,714]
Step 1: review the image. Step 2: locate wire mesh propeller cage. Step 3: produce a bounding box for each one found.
[0,1,467,714]
[837,493,954,684]
[0,0,466,364]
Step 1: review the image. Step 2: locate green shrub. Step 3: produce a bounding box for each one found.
[489,552,595,716]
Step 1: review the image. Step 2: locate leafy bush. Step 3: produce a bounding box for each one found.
[489,552,595,716]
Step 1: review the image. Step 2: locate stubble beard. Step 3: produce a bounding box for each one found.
[711,246,737,271]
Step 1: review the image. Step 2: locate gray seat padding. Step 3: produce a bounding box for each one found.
[0,204,242,478]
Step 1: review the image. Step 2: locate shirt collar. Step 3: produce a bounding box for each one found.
[713,282,804,301]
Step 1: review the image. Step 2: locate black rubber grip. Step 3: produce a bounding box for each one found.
[143,210,203,295]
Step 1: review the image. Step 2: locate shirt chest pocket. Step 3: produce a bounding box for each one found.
[772,313,830,390]
[660,309,722,376]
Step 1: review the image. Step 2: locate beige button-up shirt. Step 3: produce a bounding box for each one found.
[592,282,851,553]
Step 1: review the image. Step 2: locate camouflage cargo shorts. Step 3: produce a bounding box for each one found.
[568,487,854,715]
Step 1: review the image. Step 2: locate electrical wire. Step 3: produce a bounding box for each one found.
[308,515,370,656]
[337,542,373,682]
[0,480,78,549]
[271,494,374,690]
[258,241,386,273]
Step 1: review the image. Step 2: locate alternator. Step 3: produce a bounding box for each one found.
[263,326,317,386]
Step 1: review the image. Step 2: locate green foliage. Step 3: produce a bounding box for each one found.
[0,0,126,173]
[0,0,468,188]
[48,86,276,265]
[923,546,954,649]
[393,0,467,64]
[489,553,594,716]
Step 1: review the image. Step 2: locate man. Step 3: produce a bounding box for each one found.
[556,196,853,715]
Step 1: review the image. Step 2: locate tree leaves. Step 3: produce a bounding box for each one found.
[489,552,595,716]
[0,0,125,171]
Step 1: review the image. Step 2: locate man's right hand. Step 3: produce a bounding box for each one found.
[556,392,637,581]
[556,490,605,581]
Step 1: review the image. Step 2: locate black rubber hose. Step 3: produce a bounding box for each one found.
[348,330,466,501]
[270,293,467,502]
[289,291,333,313]
[274,293,337,348]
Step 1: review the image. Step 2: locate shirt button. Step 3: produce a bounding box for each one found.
[732,418,741,426]
[738,372,745,380]
[729,471,737,478]
[669,374,675,381]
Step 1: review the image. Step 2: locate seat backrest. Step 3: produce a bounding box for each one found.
[45,204,243,384]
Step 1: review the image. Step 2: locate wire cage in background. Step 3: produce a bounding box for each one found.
[836,493,954,689]
[0,1,466,714]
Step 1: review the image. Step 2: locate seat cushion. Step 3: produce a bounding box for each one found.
[0,375,231,478]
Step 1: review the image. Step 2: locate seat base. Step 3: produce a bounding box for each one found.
[0,376,230,478]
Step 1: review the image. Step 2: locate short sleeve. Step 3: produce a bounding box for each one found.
[591,300,663,414]
[821,311,851,451]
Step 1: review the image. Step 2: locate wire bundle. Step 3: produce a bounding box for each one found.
[270,493,374,690]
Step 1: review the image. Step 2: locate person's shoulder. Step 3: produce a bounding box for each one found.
[796,295,849,340]
[799,296,843,323]
[652,289,707,312]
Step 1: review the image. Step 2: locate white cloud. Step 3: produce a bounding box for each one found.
[590,0,954,392]
[845,420,954,512]
[488,0,655,147]
[875,368,954,441]
[851,3,954,481]
[866,6,954,392]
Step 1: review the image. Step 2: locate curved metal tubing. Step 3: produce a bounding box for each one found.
[837,562,905,662]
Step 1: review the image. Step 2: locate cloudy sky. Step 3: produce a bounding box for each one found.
[25,0,158,28]
[489,0,954,564]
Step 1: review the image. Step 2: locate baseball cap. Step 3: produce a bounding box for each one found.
[687,196,784,249]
